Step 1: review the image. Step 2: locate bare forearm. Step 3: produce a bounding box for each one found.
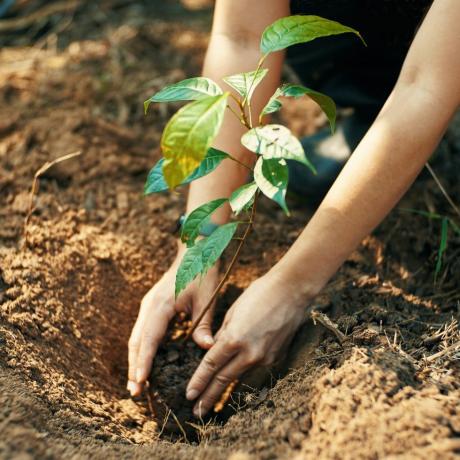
[186,38,283,223]
[273,82,457,298]
[269,0,460,300]
[185,0,288,224]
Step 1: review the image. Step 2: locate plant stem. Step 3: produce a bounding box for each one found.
[227,154,252,171]
[425,162,460,218]
[184,192,259,340]
[226,104,246,127]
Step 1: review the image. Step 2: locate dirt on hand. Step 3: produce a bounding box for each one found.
[1,1,460,459]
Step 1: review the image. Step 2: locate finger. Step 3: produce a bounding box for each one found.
[191,302,215,349]
[127,380,143,397]
[186,339,237,401]
[136,305,175,384]
[128,324,141,383]
[192,353,253,417]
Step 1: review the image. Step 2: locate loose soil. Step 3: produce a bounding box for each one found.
[1,1,459,459]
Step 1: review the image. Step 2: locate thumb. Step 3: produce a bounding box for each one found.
[192,302,215,349]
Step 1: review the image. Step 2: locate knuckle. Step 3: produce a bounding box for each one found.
[245,348,264,365]
[203,355,219,372]
[225,336,244,350]
[215,373,232,387]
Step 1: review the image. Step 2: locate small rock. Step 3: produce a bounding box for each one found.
[166,350,180,363]
[288,431,305,449]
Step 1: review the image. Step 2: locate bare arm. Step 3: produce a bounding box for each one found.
[273,0,460,298]
[186,0,460,416]
[186,0,289,223]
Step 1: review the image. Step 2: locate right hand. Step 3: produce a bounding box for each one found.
[127,246,220,397]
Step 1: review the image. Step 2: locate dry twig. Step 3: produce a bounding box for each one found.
[311,310,347,344]
[24,150,82,234]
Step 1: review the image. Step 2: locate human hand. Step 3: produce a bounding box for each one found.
[127,245,219,397]
[185,270,309,417]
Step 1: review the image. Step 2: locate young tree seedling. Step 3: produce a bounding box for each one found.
[144,15,364,338]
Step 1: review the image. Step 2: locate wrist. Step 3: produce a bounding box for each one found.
[265,261,324,309]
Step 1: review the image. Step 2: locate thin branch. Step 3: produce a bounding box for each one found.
[226,104,246,127]
[185,192,260,340]
[425,162,460,218]
[311,310,348,344]
[226,154,252,171]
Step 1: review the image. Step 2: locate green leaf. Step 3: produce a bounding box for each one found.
[175,222,238,297]
[399,208,443,220]
[144,77,223,113]
[229,182,258,215]
[254,157,289,215]
[144,148,229,194]
[260,15,364,55]
[223,69,269,101]
[181,198,227,247]
[261,84,336,132]
[161,94,229,188]
[242,124,315,174]
[434,217,449,282]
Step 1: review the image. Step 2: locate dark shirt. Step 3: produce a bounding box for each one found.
[287,1,433,111]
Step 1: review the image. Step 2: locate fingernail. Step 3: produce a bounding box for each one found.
[186,389,199,401]
[203,335,214,346]
[127,381,136,396]
[136,369,144,384]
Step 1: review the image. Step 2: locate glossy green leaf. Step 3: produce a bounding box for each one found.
[161,94,229,188]
[223,69,269,101]
[242,124,315,174]
[254,157,289,215]
[260,15,364,55]
[144,148,229,194]
[175,222,238,297]
[434,217,449,282]
[181,198,227,247]
[261,84,336,132]
[229,182,258,215]
[144,77,223,113]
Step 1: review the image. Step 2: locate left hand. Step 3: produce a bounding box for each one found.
[185,270,310,417]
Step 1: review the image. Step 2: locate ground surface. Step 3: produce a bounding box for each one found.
[1,1,460,459]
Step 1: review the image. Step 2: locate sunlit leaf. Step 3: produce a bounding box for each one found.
[242,124,315,173]
[229,182,258,215]
[254,157,289,215]
[223,69,269,101]
[161,94,229,188]
[181,198,227,247]
[261,84,336,132]
[260,15,364,55]
[175,222,238,297]
[144,148,229,194]
[144,77,223,113]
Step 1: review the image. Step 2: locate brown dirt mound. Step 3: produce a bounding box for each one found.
[1,1,460,459]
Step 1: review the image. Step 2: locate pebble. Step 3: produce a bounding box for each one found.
[166,350,180,363]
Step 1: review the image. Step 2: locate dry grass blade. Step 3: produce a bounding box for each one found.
[425,340,460,363]
[24,150,82,234]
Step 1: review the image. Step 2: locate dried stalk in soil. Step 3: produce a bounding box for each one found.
[311,310,348,344]
[24,150,82,238]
